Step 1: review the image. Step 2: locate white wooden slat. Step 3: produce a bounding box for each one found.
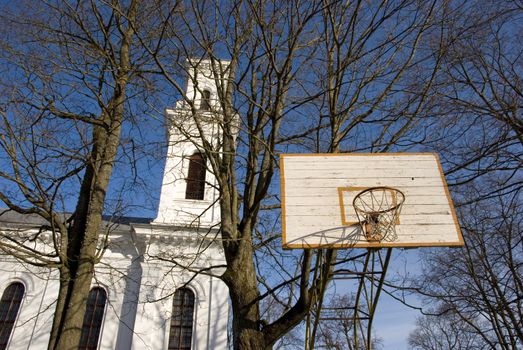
[284,205,454,218]
[285,160,438,170]
[285,238,460,247]
[284,194,450,206]
[285,186,448,197]
[284,213,455,226]
[284,178,446,189]
[285,235,461,247]
[285,201,454,212]
[284,213,456,226]
[284,167,441,179]
[283,154,438,163]
[285,225,460,244]
[284,191,448,201]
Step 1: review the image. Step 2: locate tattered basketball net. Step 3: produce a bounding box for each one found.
[353,187,405,243]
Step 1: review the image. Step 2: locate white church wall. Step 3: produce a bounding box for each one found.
[0,224,230,350]
[0,259,56,349]
[94,231,138,350]
[0,226,137,350]
[204,276,229,349]
[131,224,229,350]
[130,263,229,350]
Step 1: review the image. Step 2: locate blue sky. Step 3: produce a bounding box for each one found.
[375,293,419,350]
[374,249,424,350]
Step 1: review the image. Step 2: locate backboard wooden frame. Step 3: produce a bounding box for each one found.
[280,153,464,249]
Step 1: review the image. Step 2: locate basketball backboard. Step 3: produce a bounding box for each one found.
[280,153,463,248]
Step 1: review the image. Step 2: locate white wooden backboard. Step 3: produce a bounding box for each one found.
[280,153,463,248]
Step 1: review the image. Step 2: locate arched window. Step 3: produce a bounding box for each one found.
[168,288,195,350]
[79,287,107,350]
[200,89,211,111]
[185,153,206,200]
[0,282,24,350]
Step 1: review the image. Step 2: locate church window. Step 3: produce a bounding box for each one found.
[200,89,211,111]
[185,153,206,200]
[168,288,195,350]
[79,287,107,350]
[0,282,24,350]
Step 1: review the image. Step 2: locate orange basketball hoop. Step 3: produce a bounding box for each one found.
[353,187,405,242]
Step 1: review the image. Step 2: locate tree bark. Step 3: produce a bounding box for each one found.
[51,113,125,349]
[49,1,136,346]
[223,236,266,349]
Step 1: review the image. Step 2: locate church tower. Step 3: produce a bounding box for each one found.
[130,59,232,350]
[154,59,230,228]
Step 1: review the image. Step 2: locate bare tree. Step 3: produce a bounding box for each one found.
[137,0,445,348]
[420,0,522,202]
[409,192,523,349]
[404,2,523,349]
[0,1,164,348]
[408,307,488,350]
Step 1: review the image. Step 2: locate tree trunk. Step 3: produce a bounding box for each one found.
[223,237,267,350]
[48,269,70,350]
[51,106,125,350]
[52,226,100,349]
[49,2,136,347]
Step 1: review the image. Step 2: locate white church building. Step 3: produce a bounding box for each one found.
[0,60,231,349]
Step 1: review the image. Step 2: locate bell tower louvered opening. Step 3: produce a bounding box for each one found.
[185,153,206,200]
